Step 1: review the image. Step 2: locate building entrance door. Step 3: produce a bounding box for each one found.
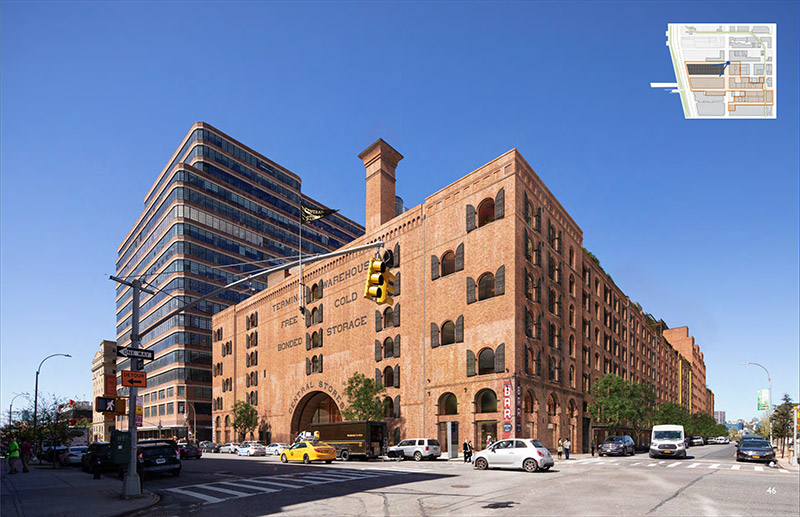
[290,391,342,438]
[477,421,497,450]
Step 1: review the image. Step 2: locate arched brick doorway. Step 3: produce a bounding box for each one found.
[290,391,342,437]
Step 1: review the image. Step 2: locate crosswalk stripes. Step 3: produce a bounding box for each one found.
[731,465,740,470]
[561,458,795,475]
[164,468,412,505]
[687,463,701,468]
[708,464,720,469]
[667,462,680,468]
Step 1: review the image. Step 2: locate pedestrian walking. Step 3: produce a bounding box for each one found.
[564,438,571,460]
[591,440,596,457]
[486,435,493,449]
[7,437,20,475]
[462,440,472,462]
[557,438,563,460]
[20,440,32,473]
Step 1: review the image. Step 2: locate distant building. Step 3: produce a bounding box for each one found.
[57,400,92,426]
[714,410,726,424]
[91,340,117,442]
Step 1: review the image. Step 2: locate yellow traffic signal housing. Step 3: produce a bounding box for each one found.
[378,269,395,305]
[364,258,386,301]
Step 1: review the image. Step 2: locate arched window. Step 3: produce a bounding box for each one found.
[535,350,542,376]
[383,396,394,418]
[393,427,401,445]
[312,355,320,373]
[569,335,575,358]
[547,394,559,416]
[383,365,394,387]
[216,416,221,427]
[569,275,575,297]
[525,311,534,338]
[569,247,575,268]
[311,307,321,324]
[439,393,458,415]
[569,305,575,327]
[524,391,534,413]
[549,324,557,348]
[311,284,320,302]
[441,321,456,345]
[548,289,557,314]
[477,198,495,227]
[441,251,456,277]
[568,399,577,418]
[225,415,230,427]
[383,337,394,359]
[478,348,495,375]
[478,273,495,300]
[525,271,534,300]
[383,307,394,328]
[569,365,576,388]
[312,331,320,348]
[476,389,497,413]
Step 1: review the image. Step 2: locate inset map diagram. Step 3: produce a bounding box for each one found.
[652,24,776,119]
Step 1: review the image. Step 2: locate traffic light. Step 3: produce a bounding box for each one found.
[378,268,395,305]
[364,258,386,302]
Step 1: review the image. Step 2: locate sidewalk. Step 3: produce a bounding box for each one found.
[1,463,158,517]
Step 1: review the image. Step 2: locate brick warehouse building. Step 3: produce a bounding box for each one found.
[211,139,713,453]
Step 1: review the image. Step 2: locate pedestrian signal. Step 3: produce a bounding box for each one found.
[96,397,117,413]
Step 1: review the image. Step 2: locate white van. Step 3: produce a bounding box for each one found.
[650,425,686,459]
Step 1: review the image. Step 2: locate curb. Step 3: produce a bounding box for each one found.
[112,492,161,517]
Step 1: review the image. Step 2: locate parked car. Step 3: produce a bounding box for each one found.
[43,446,68,463]
[717,436,730,445]
[119,442,181,478]
[138,438,178,449]
[59,446,88,467]
[81,442,115,472]
[388,439,442,461]
[237,443,267,456]
[280,441,336,464]
[598,435,635,457]
[178,444,202,459]
[736,435,763,449]
[218,443,238,454]
[736,437,775,463]
[200,442,221,453]
[690,436,705,446]
[472,438,554,472]
[264,443,290,456]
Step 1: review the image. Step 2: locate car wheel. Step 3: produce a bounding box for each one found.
[649,452,655,458]
[303,454,310,464]
[414,451,423,462]
[341,450,350,461]
[281,454,288,463]
[541,465,551,471]
[475,457,488,470]
[523,458,539,472]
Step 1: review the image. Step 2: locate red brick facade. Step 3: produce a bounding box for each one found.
[212,140,712,453]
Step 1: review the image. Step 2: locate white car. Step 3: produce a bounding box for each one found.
[59,446,88,466]
[388,439,441,461]
[471,438,554,472]
[218,443,238,454]
[264,443,290,456]
[237,443,267,456]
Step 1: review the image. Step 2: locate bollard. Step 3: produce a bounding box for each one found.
[93,456,102,479]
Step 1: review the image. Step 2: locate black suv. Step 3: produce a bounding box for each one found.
[119,442,181,478]
[81,442,114,472]
[598,435,636,456]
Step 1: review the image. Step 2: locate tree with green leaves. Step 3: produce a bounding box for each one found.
[587,374,652,435]
[770,394,794,457]
[341,372,387,421]
[652,402,690,429]
[232,401,258,442]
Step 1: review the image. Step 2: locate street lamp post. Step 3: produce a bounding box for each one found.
[742,361,772,445]
[9,393,29,427]
[32,353,71,462]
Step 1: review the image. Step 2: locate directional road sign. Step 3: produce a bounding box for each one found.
[121,371,147,388]
[117,346,154,360]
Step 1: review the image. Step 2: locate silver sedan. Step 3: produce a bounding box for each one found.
[472,438,554,472]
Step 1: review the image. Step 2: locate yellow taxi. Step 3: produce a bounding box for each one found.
[280,441,336,464]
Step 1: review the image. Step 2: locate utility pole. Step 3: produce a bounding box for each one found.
[109,276,154,498]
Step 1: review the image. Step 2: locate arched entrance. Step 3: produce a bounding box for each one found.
[291,391,342,437]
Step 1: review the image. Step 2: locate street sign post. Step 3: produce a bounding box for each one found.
[121,371,146,388]
[117,347,154,360]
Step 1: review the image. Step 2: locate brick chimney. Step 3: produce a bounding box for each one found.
[359,138,403,233]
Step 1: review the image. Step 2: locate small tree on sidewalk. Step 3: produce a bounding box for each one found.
[770,394,794,458]
[232,401,258,442]
[341,372,387,421]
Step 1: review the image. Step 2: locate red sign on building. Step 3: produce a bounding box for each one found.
[502,379,514,439]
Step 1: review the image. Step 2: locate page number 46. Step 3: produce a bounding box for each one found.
[767,487,776,495]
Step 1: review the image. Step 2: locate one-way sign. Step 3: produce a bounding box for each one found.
[116,346,154,360]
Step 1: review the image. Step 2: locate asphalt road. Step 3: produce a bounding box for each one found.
[124,445,799,516]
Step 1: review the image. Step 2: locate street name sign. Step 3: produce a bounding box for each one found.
[117,346,154,360]
[121,371,147,388]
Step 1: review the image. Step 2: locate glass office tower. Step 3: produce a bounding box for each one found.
[115,122,363,440]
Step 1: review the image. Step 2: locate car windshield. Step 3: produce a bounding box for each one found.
[604,437,624,444]
[742,440,770,448]
[531,440,545,448]
[653,431,682,440]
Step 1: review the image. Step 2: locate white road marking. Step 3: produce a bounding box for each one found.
[754,466,764,472]
[165,488,225,504]
[217,481,277,493]
[193,484,253,496]
[244,478,305,489]
[731,465,741,470]
[631,462,643,466]
[708,464,720,469]
[646,463,660,467]
[687,463,701,469]
[779,469,789,473]
[667,462,681,468]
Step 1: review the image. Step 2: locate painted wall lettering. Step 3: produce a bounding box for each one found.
[326,315,368,337]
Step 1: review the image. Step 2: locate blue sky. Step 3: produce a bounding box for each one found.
[1,1,797,422]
